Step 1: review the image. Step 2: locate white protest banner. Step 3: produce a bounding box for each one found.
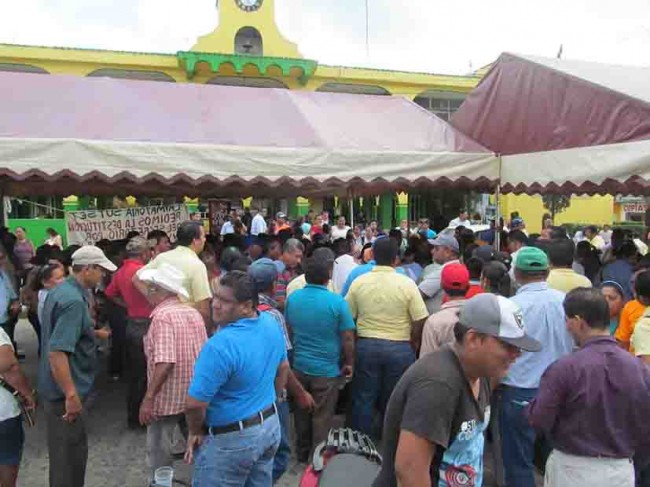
[65,204,190,245]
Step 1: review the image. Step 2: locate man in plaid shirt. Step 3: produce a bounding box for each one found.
[137,263,207,481]
[272,239,304,309]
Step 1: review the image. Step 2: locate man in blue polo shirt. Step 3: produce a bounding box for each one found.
[285,248,356,462]
[185,271,289,486]
[498,247,574,487]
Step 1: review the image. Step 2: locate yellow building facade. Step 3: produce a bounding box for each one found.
[0,0,614,228]
[500,194,615,234]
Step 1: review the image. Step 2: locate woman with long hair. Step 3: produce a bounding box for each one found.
[600,281,626,336]
[481,261,512,298]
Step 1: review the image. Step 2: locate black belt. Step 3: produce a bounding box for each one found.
[205,404,277,435]
[128,318,151,325]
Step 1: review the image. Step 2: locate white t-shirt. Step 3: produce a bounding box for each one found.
[449,217,471,228]
[600,230,613,245]
[331,225,351,241]
[589,235,606,251]
[46,234,63,248]
[220,221,234,236]
[251,214,268,236]
[0,328,20,421]
[509,248,522,280]
[332,254,358,294]
[573,231,586,244]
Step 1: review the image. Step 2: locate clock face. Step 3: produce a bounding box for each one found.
[235,0,263,12]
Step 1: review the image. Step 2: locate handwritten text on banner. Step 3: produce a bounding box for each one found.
[65,205,189,245]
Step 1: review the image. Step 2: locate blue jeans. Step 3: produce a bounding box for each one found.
[351,338,415,436]
[192,413,280,487]
[497,386,538,487]
[272,401,291,483]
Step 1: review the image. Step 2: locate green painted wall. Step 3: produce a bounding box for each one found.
[396,203,408,224]
[8,219,67,247]
[287,198,298,219]
[379,194,394,230]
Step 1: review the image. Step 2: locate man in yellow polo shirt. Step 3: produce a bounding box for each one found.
[546,238,592,293]
[135,221,212,322]
[346,237,429,437]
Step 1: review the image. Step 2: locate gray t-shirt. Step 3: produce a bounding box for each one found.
[373,345,491,487]
[418,260,460,314]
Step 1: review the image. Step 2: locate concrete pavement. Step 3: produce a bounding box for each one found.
[14,318,536,486]
[14,319,303,486]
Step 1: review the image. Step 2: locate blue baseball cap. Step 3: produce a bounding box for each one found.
[248,258,278,292]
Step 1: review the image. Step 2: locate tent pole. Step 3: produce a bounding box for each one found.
[0,190,6,229]
[495,154,502,251]
[350,195,355,228]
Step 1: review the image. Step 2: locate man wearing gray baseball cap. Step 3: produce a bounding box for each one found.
[418,234,461,314]
[374,293,541,487]
[39,245,116,487]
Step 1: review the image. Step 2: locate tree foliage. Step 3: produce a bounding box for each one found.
[542,194,571,220]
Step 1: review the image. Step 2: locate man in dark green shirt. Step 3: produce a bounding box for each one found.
[39,245,116,487]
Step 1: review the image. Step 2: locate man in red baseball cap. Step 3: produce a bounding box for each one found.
[421,263,470,355]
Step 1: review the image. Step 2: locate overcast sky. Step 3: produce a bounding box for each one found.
[1,0,649,74]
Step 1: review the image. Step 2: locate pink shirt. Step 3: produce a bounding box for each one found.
[144,297,207,416]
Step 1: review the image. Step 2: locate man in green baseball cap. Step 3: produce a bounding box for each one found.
[515,246,549,273]
[497,244,575,487]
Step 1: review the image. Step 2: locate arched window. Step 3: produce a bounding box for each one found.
[234,27,263,56]
[414,90,466,121]
[206,76,287,89]
[316,83,390,96]
[0,63,48,74]
[87,69,175,82]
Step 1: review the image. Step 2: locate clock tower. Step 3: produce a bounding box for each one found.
[191,0,302,59]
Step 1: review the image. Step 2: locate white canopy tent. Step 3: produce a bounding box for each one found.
[0,71,499,198]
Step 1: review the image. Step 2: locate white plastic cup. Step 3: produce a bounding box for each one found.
[153,466,174,487]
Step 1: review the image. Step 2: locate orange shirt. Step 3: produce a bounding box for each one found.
[615,299,646,353]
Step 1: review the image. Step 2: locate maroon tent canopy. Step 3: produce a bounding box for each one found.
[452,53,650,195]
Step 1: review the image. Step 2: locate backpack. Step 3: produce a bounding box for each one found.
[300,428,382,487]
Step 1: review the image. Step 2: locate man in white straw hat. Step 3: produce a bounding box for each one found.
[134,221,212,323]
[39,245,117,487]
[137,263,207,482]
[139,264,208,478]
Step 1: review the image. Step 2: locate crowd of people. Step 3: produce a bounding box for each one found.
[0,210,650,486]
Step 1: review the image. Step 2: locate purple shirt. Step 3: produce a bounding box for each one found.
[528,336,650,458]
[13,240,34,269]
